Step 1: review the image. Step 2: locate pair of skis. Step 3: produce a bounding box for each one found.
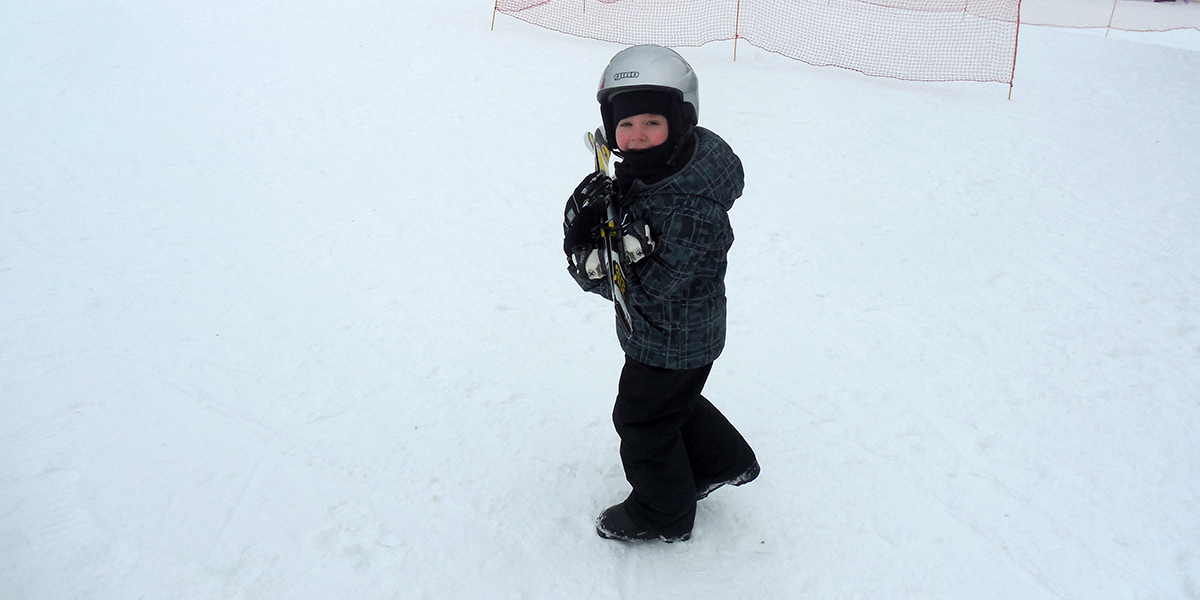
[585,128,635,335]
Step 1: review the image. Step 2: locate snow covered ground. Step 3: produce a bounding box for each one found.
[2,1,1198,598]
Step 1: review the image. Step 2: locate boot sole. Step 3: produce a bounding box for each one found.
[596,527,691,543]
[696,460,760,501]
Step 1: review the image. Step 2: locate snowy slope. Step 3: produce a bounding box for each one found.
[2,1,1199,599]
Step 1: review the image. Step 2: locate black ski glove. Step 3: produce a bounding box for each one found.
[563,171,612,254]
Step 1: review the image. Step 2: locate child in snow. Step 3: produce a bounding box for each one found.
[563,45,759,542]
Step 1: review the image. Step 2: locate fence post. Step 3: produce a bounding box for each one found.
[733,0,742,61]
[1008,0,1022,100]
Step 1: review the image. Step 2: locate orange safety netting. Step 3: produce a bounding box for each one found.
[1021,0,1200,32]
[495,0,1022,84]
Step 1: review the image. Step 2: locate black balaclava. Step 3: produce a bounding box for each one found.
[606,90,697,194]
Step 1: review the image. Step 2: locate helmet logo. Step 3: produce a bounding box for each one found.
[613,71,639,81]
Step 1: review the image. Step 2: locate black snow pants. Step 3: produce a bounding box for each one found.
[613,356,757,537]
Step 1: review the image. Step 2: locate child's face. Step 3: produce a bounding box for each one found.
[615,113,669,152]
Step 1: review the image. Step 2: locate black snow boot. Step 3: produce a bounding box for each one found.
[695,460,760,501]
[596,501,691,543]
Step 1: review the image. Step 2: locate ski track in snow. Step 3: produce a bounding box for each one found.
[3,0,1200,598]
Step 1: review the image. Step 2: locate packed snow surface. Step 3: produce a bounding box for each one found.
[2,2,1199,598]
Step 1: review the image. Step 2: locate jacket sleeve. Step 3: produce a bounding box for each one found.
[628,196,729,302]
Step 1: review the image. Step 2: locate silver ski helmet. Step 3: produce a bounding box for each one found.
[597,45,699,147]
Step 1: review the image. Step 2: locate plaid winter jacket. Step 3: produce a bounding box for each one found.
[570,127,744,369]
